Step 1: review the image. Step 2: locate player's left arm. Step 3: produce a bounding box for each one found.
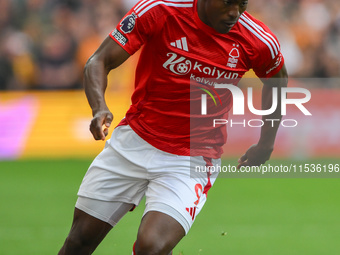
[237,64,288,169]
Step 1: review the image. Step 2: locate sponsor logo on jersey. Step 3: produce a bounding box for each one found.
[111,29,128,46]
[163,53,192,75]
[163,52,239,83]
[227,44,240,68]
[170,37,189,52]
[120,13,137,33]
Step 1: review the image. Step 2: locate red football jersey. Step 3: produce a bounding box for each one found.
[109,0,284,158]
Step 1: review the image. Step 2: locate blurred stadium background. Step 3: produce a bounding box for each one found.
[0,0,339,254]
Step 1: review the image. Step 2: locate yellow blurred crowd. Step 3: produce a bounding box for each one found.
[0,0,339,90]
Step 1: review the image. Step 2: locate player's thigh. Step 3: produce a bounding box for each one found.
[68,199,135,242]
[77,141,148,205]
[75,145,148,230]
[68,207,113,244]
[62,200,135,254]
[145,154,220,235]
[76,196,135,227]
[135,211,185,254]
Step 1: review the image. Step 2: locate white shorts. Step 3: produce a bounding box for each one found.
[76,125,220,234]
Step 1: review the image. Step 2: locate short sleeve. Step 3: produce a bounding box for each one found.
[109,1,164,55]
[247,18,285,78]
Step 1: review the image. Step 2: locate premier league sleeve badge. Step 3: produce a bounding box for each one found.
[120,13,137,34]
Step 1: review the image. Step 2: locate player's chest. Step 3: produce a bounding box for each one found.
[148,15,250,80]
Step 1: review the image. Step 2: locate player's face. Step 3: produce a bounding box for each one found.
[198,0,248,34]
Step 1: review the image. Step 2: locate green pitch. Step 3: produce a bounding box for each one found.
[0,159,339,255]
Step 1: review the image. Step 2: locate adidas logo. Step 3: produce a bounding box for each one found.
[186,207,197,221]
[170,37,189,52]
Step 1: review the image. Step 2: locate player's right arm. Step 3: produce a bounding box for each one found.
[84,2,166,140]
[84,37,130,140]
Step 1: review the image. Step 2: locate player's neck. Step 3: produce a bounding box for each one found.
[196,0,209,27]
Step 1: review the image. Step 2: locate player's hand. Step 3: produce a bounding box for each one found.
[237,144,273,169]
[89,110,113,140]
